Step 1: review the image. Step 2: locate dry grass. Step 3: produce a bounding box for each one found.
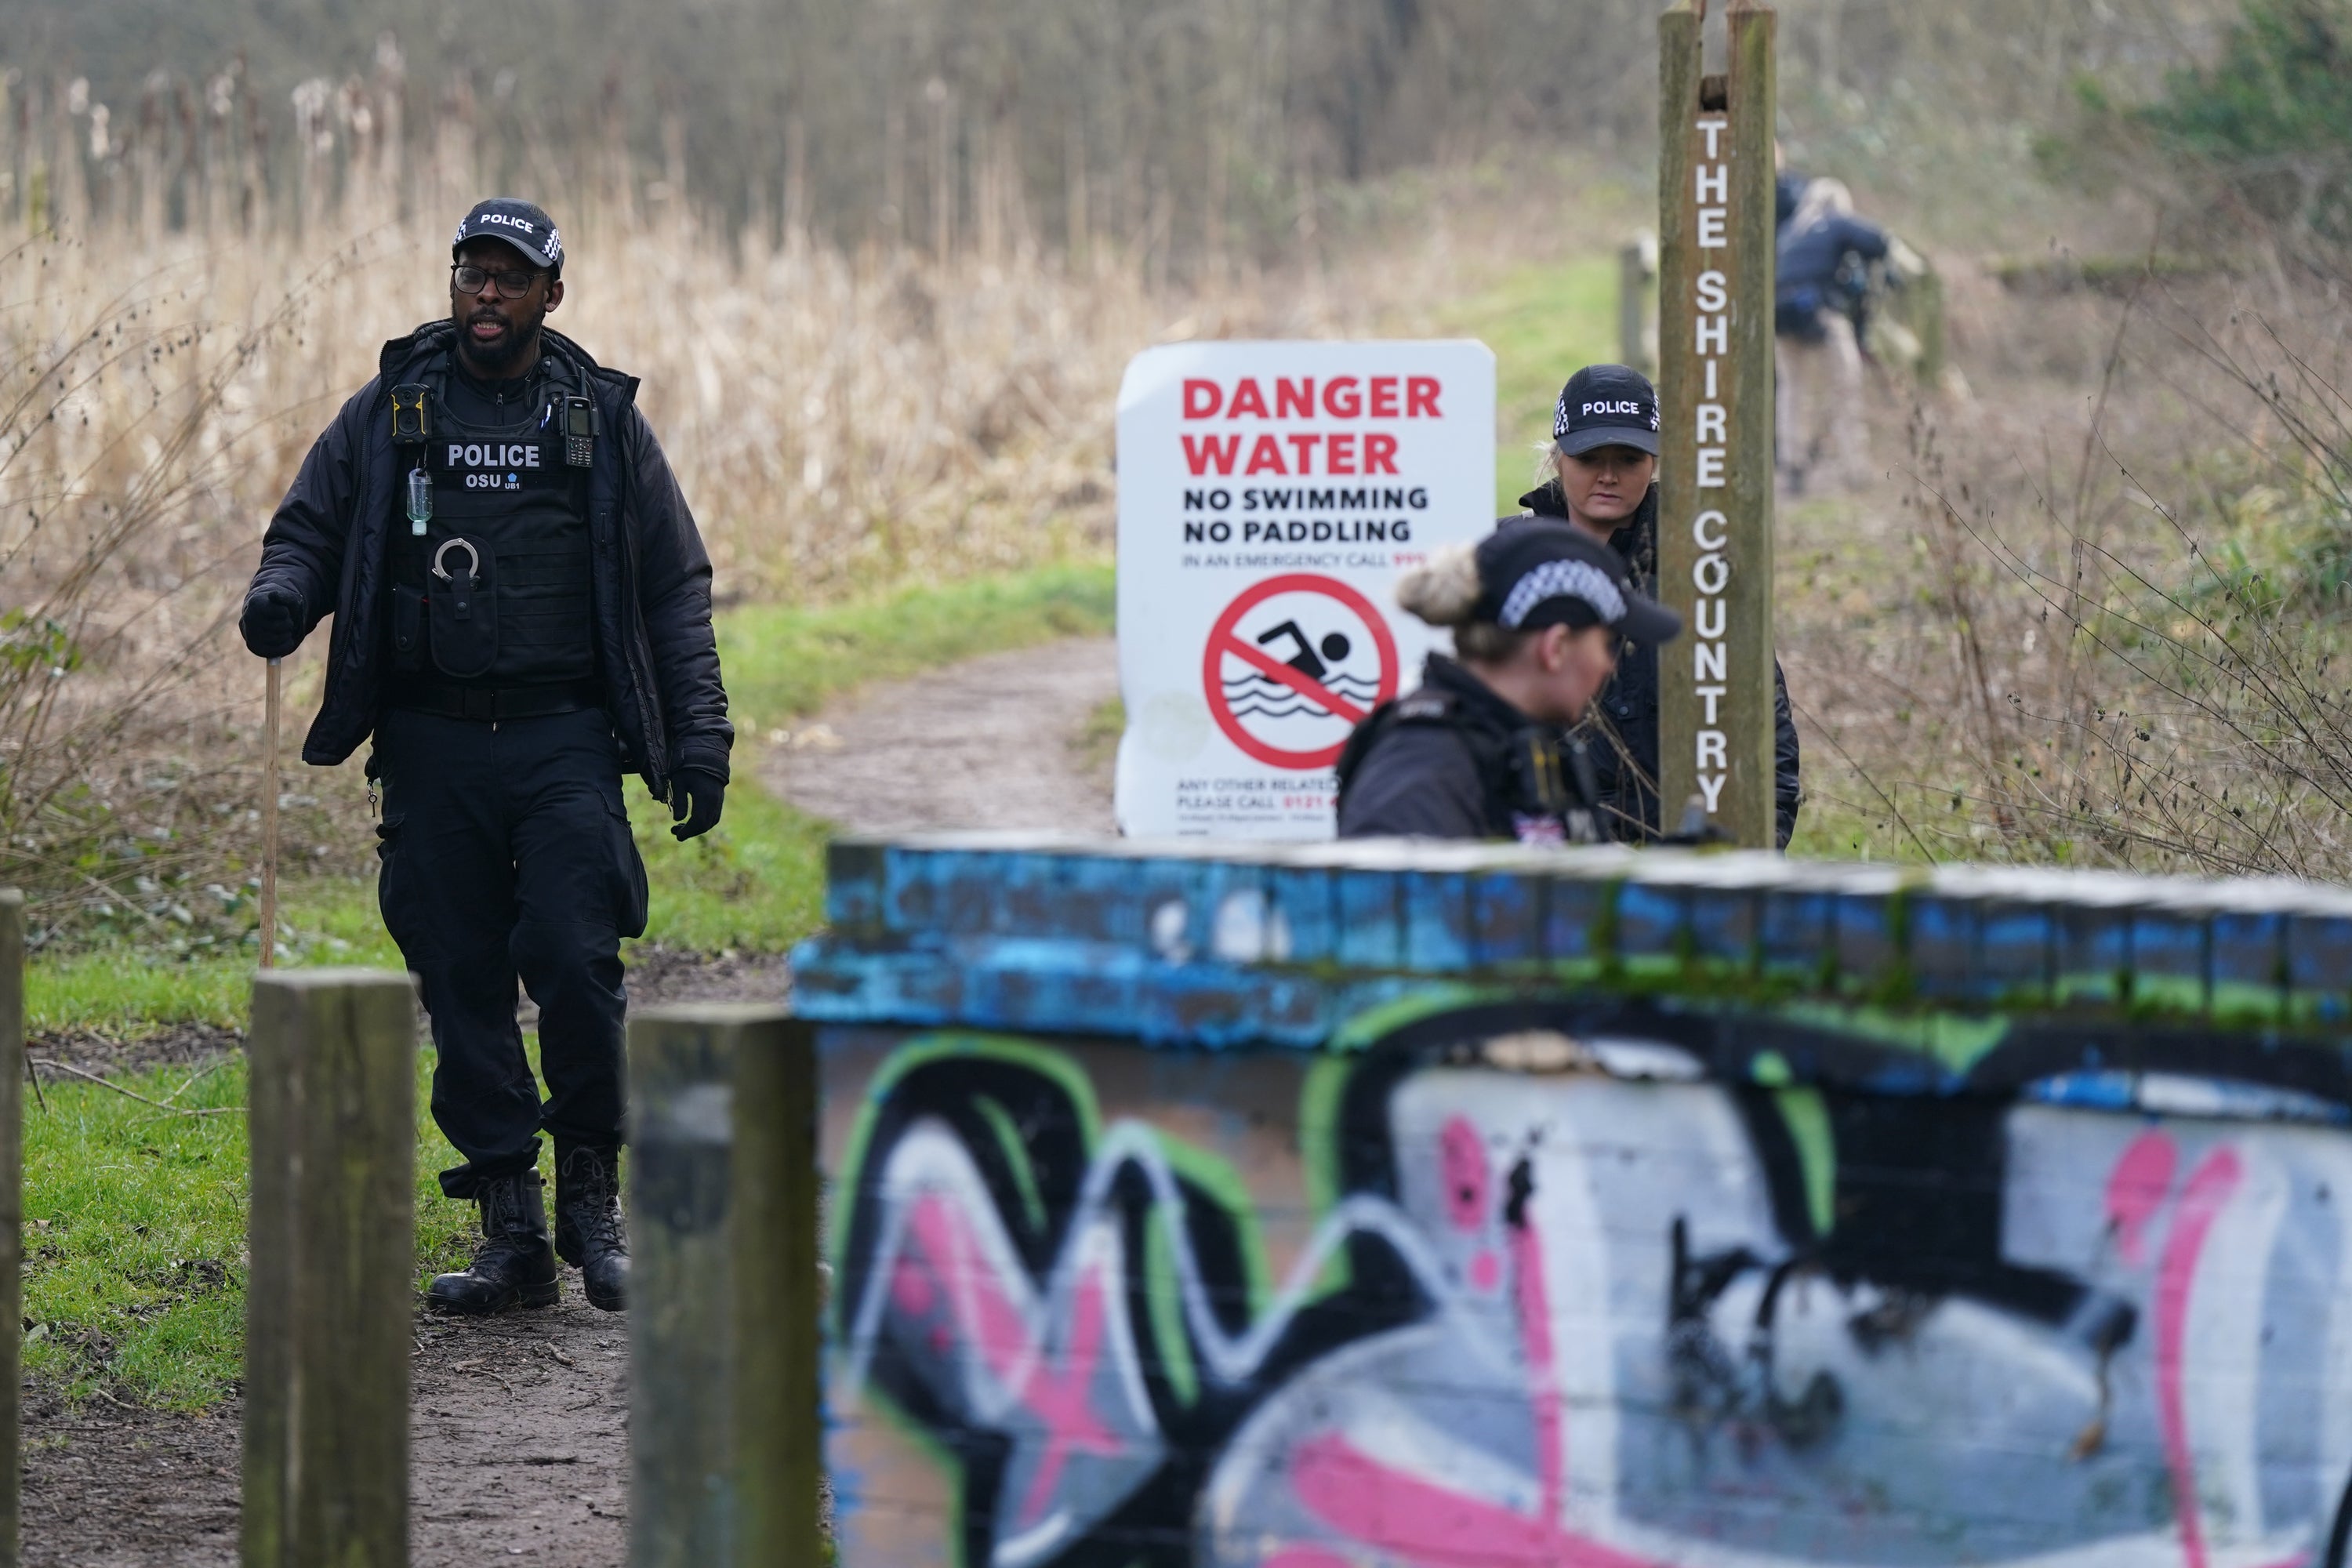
[0,141,1493,938]
[0,200,1219,940]
[1779,246,2352,881]
[11,112,2347,922]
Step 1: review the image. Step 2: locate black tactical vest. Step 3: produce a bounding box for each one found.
[387,354,596,689]
[1335,659,1606,846]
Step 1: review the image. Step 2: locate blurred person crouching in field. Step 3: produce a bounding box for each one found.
[1519,366,1802,846]
[1773,178,1925,495]
[238,198,734,1317]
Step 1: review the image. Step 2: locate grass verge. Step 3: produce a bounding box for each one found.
[24,560,1112,1409]
[1426,254,1621,514]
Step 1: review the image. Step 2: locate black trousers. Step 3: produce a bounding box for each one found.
[372,708,649,1199]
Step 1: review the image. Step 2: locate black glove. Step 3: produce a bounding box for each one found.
[240,582,307,659]
[670,768,726,842]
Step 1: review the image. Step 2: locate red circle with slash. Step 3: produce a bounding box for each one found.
[1202,573,1400,770]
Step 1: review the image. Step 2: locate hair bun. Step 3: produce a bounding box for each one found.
[1395,542,1482,627]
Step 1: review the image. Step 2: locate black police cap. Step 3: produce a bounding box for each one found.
[452,198,564,274]
[1552,363,1661,457]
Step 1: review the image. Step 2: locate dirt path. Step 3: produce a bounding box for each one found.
[767,636,1119,836]
[22,638,1113,1565]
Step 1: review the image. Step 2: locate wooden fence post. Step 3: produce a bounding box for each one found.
[628,1005,821,1568]
[241,969,416,1568]
[1618,231,1659,379]
[1657,0,1780,848]
[0,889,22,1568]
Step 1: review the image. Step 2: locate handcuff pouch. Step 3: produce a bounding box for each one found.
[426,536,498,679]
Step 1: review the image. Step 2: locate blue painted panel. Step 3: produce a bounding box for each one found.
[1334,869,1403,970]
[1977,902,2054,1002]
[1906,893,1976,997]
[1614,880,1684,966]
[1402,869,1474,971]
[1833,891,1904,989]
[1265,864,1337,964]
[2056,902,2132,1004]
[1759,887,1835,976]
[2288,913,2352,1022]
[1470,871,1544,967]
[1543,875,1613,964]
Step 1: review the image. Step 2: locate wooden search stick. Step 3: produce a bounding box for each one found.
[259,657,281,969]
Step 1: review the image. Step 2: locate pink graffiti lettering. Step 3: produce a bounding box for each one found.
[1469,1249,1501,1293]
[905,1194,1124,1527]
[1441,1116,1489,1233]
[1512,1218,1566,1526]
[909,1195,1030,1375]
[2155,1146,2242,1568]
[2107,1131,2179,1266]
[1286,1188,1664,1568]
[1018,1269,1123,1523]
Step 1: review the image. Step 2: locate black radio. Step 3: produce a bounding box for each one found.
[563,396,597,468]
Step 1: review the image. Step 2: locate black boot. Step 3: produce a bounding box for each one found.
[554,1143,629,1312]
[426,1171,561,1314]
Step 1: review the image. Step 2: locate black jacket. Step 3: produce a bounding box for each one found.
[246,322,731,797]
[1334,655,1602,844]
[1777,212,1889,296]
[1519,481,1802,848]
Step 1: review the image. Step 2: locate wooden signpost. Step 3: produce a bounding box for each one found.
[1657,0,1778,848]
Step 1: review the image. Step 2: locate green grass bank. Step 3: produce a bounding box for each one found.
[24,561,1112,1406]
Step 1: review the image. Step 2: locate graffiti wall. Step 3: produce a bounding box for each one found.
[818,996,2352,1568]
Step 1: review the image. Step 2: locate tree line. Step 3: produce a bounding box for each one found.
[2,0,2243,267]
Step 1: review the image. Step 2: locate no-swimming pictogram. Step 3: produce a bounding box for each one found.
[1202,574,1399,770]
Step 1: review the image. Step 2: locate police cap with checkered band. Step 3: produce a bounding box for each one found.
[1552,362,1660,457]
[452,197,564,276]
[1473,520,1681,644]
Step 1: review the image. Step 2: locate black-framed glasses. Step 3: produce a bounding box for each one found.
[451,263,543,299]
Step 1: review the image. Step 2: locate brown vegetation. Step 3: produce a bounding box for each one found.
[1780,247,2352,880]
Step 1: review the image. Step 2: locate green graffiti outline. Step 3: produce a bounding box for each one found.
[830,1029,1105,1292]
[973,1093,1048,1236]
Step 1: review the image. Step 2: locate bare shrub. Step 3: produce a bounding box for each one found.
[1789,254,2352,880]
[0,187,1261,942]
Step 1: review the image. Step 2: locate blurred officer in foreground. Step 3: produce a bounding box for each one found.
[1336,523,1679,842]
[1774,177,1926,495]
[239,198,733,1314]
[1515,365,1803,848]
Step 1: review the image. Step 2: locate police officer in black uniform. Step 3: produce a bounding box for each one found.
[1336,524,1680,841]
[1520,365,1804,846]
[239,198,733,1314]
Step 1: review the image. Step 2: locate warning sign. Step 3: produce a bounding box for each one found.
[1112,339,1496,839]
[1203,575,1399,770]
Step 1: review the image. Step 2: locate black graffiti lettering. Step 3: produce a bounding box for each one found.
[830,1000,2347,1566]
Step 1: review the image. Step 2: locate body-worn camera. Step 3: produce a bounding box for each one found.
[390,383,431,444]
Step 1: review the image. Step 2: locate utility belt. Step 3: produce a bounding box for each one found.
[387,679,602,724]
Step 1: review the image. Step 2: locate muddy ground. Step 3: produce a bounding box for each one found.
[766,636,1119,837]
[23,638,1114,1566]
